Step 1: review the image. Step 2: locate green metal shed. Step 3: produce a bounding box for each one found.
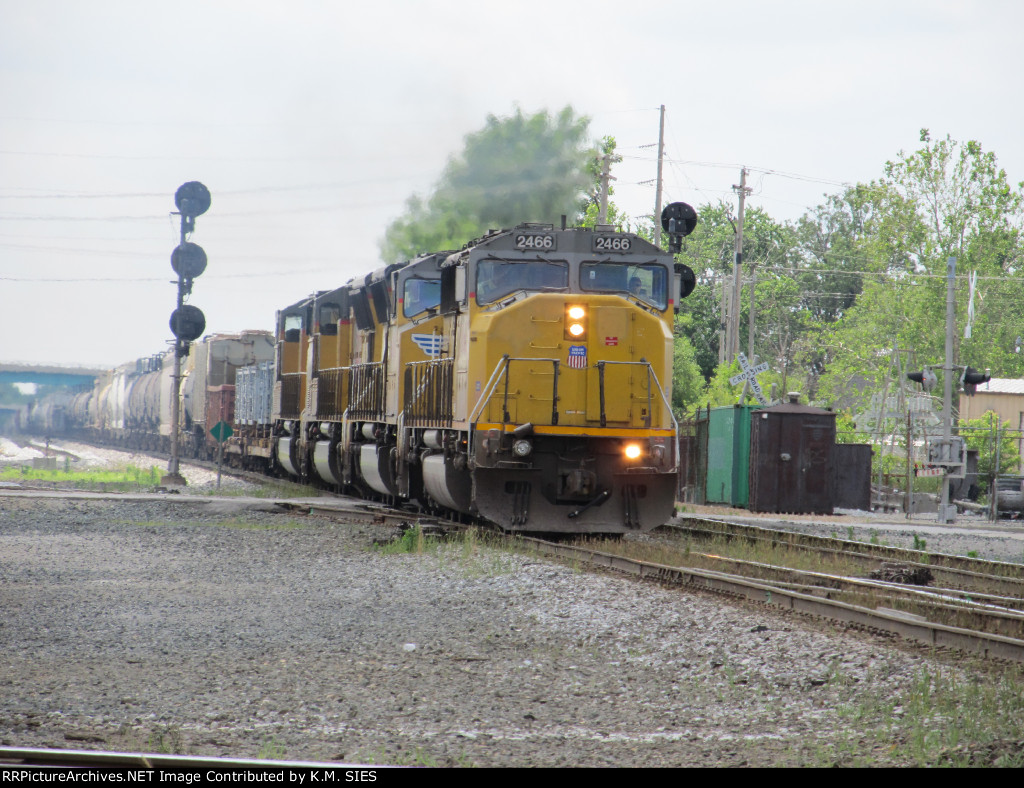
[694,404,761,507]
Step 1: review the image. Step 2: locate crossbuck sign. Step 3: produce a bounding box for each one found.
[729,353,770,406]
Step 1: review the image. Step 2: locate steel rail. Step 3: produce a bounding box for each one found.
[668,515,1024,594]
[519,536,1024,662]
[0,745,378,769]
[664,523,1024,603]
[672,548,1024,633]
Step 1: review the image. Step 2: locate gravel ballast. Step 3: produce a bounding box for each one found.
[0,492,1005,768]
[0,443,1020,766]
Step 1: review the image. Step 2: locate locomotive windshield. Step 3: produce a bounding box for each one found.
[282,314,304,342]
[476,259,568,304]
[403,277,441,317]
[581,262,668,310]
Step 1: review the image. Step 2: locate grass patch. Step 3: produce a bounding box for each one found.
[0,463,162,492]
[113,723,188,755]
[589,533,869,579]
[373,524,520,578]
[359,746,439,767]
[192,478,322,499]
[825,663,1024,767]
[257,738,288,760]
[0,460,317,499]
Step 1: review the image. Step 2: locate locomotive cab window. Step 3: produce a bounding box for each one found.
[403,277,442,317]
[581,262,668,310]
[282,314,304,342]
[317,303,341,336]
[476,259,567,304]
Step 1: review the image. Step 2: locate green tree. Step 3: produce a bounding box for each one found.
[695,359,746,408]
[379,107,595,262]
[670,325,703,416]
[817,131,1024,412]
[960,410,1021,491]
[673,202,805,387]
[578,136,630,230]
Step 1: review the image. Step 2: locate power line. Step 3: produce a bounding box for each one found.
[0,267,337,283]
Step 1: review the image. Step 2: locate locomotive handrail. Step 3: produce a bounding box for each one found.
[606,358,679,438]
[347,360,386,421]
[470,356,676,433]
[596,359,680,472]
[404,357,454,426]
[469,355,679,471]
[594,359,666,430]
[470,355,562,427]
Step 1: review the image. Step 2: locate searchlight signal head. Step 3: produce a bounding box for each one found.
[962,367,991,396]
[907,369,937,392]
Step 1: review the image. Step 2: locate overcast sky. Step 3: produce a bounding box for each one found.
[2,0,1022,368]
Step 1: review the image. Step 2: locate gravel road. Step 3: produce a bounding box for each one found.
[0,444,1020,766]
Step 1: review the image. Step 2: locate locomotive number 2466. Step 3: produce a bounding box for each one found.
[594,235,632,252]
[514,234,555,250]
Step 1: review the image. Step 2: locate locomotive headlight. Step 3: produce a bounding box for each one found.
[512,439,533,457]
[624,442,643,461]
[565,305,587,340]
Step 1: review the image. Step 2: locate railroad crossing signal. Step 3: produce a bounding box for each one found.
[171,241,208,281]
[730,352,770,406]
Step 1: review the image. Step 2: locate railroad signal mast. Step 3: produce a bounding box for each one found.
[163,181,210,487]
[904,257,991,524]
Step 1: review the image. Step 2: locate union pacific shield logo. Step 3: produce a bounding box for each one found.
[567,345,587,369]
[411,333,444,357]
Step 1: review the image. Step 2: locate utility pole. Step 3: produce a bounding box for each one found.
[748,263,757,363]
[653,104,666,248]
[719,275,730,365]
[729,168,751,361]
[598,153,616,225]
[939,256,957,524]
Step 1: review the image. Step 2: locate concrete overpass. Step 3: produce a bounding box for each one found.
[0,363,105,389]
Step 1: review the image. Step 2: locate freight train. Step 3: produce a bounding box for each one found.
[22,210,699,534]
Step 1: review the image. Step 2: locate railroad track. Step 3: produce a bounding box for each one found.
[0,745,369,770]
[514,534,1024,663]
[668,514,1024,594]
[8,442,1024,662]
[283,503,1024,663]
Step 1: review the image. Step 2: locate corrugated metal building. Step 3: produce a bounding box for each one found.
[694,405,762,506]
[958,377,1024,460]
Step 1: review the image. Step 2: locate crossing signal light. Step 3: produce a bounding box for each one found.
[962,367,990,396]
[907,369,937,391]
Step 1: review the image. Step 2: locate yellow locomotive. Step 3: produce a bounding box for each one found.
[265,208,697,534]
